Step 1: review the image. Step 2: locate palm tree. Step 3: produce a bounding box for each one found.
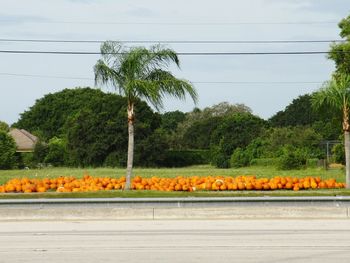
[94,41,198,190]
[312,74,350,188]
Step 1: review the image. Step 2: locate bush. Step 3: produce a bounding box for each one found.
[210,144,230,168]
[332,143,345,164]
[0,121,9,132]
[134,128,169,167]
[277,146,307,170]
[0,131,17,169]
[306,158,319,168]
[104,152,126,167]
[210,113,267,168]
[250,158,278,166]
[160,150,210,167]
[230,148,249,168]
[44,137,68,166]
[33,140,48,165]
[15,152,35,169]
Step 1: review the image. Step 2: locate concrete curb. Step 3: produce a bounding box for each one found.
[0,197,350,220]
[1,196,350,204]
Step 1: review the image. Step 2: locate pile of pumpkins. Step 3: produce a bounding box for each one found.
[0,174,345,193]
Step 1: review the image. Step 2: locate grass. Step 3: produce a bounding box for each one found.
[0,165,347,199]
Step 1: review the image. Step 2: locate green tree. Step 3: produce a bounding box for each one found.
[161,111,186,132]
[0,131,17,169]
[14,87,121,140]
[210,113,267,168]
[312,74,350,188]
[269,94,340,139]
[0,121,9,132]
[181,116,223,149]
[269,94,319,127]
[329,15,350,76]
[44,137,68,166]
[94,41,197,189]
[32,140,48,165]
[66,98,160,167]
[175,102,251,149]
[262,127,323,158]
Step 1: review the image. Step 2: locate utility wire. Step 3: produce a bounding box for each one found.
[0,73,91,80]
[0,50,347,55]
[0,20,338,25]
[0,38,345,44]
[0,72,324,84]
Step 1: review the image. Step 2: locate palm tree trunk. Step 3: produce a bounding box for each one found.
[343,105,350,189]
[345,131,350,189]
[125,102,134,190]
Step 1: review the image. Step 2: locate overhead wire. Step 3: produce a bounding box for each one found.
[0,72,324,84]
[0,38,345,44]
[0,50,347,55]
[0,20,339,25]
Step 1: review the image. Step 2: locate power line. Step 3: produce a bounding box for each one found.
[0,20,338,25]
[0,73,91,80]
[0,38,345,44]
[0,50,347,56]
[0,72,324,84]
[194,81,323,84]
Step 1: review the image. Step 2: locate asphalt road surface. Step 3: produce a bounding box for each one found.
[0,219,350,263]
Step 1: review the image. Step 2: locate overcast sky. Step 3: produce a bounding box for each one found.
[0,0,349,124]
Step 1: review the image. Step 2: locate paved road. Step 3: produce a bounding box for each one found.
[0,220,350,263]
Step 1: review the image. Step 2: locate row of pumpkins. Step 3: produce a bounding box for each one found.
[0,175,346,193]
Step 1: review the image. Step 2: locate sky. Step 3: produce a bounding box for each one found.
[0,0,349,124]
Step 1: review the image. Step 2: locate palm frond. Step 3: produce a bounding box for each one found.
[94,41,197,110]
[94,59,124,95]
[312,75,350,111]
[146,69,198,105]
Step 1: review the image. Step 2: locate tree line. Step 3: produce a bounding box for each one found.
[0,87,340,170]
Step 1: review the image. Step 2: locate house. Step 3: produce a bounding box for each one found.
[8,129,38,152]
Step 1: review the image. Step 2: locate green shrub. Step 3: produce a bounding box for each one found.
[44,137,68,166]
[104,152,126,167]
[209,113,267,168]
[15,152,35,169]
[134,128,169,167]
[250,158,278,166]
[277,146,307,170]
[33,141,48,165]
[306,158,319,168]
[0,131,17,169]
[210,145,230,168]
[0,121,9,132]
[332,143,345,164]
[230,148,249,168]
[161,150,210,167]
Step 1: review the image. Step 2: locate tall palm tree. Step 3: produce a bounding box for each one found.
[94,41,198,190]
[312,74,350,188]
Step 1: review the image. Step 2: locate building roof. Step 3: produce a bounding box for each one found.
[8,129,38,152]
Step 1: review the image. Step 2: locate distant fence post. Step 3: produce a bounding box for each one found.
[320,140,341,169]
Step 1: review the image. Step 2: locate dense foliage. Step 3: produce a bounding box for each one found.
[15,88,165,167]
[11,86,342,170]
[0,121,9,132]
[210,113,267,168]
[269,94,341,140]
[329,15,350,76]
[0,131,17,169]
[229,126,324,169]
[14,88,114,140]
